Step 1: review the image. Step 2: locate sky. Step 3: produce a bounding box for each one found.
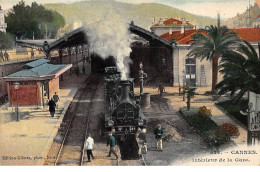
[0,0,256,18]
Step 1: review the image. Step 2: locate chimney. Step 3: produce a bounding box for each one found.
[181,17,186,34]
[181,25,185,34]
[120,80,130,101]
[169,27,172,35]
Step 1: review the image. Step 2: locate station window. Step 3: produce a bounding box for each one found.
[10,81,36,86]
[185,58,196,86]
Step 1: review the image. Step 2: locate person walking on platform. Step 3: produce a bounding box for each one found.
[4,50,9,62]
[107,132,118,159]
[48,98,56,117]
[154,124,163,151]
[85,134,95,162]
[53,92,60,108]
[137,128,147,157]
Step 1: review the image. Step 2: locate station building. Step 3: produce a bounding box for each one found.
[0,6,7,33]
[150,18,195,36]
[3,59,72,107]
[155,18,260,87]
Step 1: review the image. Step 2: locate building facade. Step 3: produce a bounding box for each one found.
[150,18,194,36]
[4,59,72,107]
[155,18,260,87]
[0,6,7,33]
[253,15,260,28]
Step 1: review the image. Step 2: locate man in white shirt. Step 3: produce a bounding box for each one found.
[85,134,95,162]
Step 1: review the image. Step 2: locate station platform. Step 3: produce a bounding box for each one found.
[0,87,77,165]
[135,86,248,147]
[0,71,89,165]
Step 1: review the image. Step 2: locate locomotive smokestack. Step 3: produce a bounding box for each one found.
[120,80,130,101]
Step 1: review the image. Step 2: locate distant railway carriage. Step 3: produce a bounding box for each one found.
[104,67,146,141]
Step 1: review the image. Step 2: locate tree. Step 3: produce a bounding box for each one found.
[215,40,260,102]
[183,85,197,110]
[187,25,240,92]
[6,1,65,39]
[0,32,14,49]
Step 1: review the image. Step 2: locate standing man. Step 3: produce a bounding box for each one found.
[53,92,60,108]
[85,134,95,162]
[106,132,118,159]
[4,50,9,62]
[48,98,56,117]
[158,84,165,98]
[137,128,147,157]
[31,49,34,58]
[0,50,4,62]
[154,124,163,151]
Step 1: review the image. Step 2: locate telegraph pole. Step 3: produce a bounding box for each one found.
[247,0,252,28]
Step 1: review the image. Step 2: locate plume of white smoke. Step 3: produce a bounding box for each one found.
[84,11,133,80]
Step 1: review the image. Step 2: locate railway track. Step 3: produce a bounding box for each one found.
[44,74,101,166]
[45,74,147,166]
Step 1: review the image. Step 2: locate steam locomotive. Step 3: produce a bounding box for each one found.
[104,67,146,141]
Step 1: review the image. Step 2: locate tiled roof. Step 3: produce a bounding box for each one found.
[160,28,260,44]
[152,18,193,27]
[163,18,183,25]
[232,28,260,42]
[160,30,197,43]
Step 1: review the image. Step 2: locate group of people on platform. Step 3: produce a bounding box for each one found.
[84,125,164,162]
[0,50,9,62]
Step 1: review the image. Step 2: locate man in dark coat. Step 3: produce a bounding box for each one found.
[48,98,56,117]
[106,132,118,159]
[158,84,165,97]
[154,124,163,151]
[4,50,9,62]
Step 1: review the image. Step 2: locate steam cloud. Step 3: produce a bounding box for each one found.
[84,12,133,80]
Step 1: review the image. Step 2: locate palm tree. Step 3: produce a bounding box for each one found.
[183,85,197,110]
[215,40,260,102]
[187,25,240,92]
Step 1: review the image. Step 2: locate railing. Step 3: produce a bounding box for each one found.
[0,49,46,64]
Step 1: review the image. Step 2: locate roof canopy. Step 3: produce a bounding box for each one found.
[4,59,72,81]
[15,23,173,52]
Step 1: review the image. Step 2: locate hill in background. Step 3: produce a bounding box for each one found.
[44,0,217,31]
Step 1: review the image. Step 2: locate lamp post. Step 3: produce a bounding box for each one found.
[182,69,186,101]
[14,82,20,121]
[162,57,166,82]
[139,62,147,95]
